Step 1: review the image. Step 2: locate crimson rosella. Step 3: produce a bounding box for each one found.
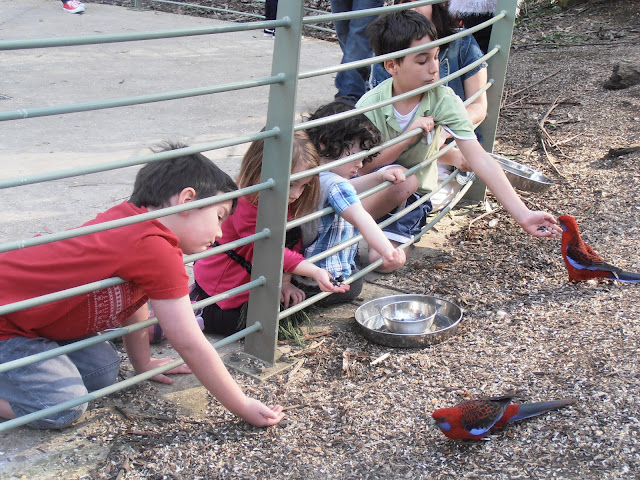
[558,215,640,282]
[431,394,577,440]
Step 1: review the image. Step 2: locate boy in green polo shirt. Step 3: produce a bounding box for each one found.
[356,10,561,265]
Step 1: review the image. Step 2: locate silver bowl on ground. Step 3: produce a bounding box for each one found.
[380,300,436,334]
[354,295,462,348]
[490,153,554,193]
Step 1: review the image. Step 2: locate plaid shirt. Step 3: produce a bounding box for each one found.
[304,171,359,279]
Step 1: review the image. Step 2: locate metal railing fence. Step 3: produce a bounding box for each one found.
[0,0,517,431]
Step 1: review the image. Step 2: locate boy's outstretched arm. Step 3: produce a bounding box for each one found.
[456,138,561,238]
[342,202,406,272]
[126,296,285,427]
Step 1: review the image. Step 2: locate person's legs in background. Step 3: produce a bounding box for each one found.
[264,0,279,37]
[330,0,384,104]
[62,0,85,14]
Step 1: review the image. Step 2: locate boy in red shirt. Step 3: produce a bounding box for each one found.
[0,142,285,429]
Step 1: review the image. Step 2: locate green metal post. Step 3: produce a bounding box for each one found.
[243,2,305,364]
[462,0,518,203]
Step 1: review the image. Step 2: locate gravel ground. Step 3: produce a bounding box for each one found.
[4,1,640,479]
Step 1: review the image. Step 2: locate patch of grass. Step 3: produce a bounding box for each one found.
[278,307,313,346]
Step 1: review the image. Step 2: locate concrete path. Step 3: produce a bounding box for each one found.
[0,0,342,242]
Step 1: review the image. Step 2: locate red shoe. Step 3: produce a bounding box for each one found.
[63,0,85,14]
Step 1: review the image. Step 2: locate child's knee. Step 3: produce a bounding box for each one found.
[406,174,419,193]
[8,381,90,430]
[28,402,88,430]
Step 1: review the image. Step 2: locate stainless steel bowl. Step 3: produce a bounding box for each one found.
[354,295,462,348]
[490,153,554,193]
[380,300,436,334]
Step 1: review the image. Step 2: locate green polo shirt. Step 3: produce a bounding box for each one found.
[357,78,476,195]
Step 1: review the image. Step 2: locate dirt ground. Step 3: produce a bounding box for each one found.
[3,1,640,479]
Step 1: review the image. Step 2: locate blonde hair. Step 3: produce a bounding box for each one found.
[237,130,320,219]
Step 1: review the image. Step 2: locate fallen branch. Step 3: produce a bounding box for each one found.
[277,329,333,345]
[282,404,306,411]
[536,96,566,176]
[370,352,390,366]
[364,279,413,294]
[114,405,134,421]
[285,359,305,384]
[467,206,503,233]
[289,338,326,356]
[608,145,640,157]
[508,69,561,98]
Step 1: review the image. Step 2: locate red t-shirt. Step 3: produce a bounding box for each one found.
[0,201,189,340]
[193,196,305,310]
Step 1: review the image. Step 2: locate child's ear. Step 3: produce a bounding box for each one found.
[384,59,398,76]
[177,187,197,207]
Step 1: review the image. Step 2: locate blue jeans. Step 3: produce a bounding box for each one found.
[0,336,120,429]
[331,0,384,102]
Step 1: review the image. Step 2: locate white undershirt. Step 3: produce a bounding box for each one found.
[393,104,420,131]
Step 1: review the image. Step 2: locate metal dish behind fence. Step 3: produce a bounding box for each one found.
[490,153,554,193]
[354,295,462,348]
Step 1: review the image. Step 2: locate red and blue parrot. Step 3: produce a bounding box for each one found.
[558,215,640,283]
[431,394,577,440]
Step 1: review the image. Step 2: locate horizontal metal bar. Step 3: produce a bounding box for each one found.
[299,12,503,80]
[0,20,292,50]
[0,275,266,373]
[0,322,262,432]
[0,128,279,189]
[0,223,268,316]
[0,74,284,122]
[185,228,271,263]
[0,318,154,373]
[190,277,265,311]
[0,179,275,254]
[419,178,475,237]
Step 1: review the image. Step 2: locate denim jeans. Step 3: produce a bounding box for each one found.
[0,336,120,429]
[331,0,384,102]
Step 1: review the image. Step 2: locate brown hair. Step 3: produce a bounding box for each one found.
[236,130,320,219]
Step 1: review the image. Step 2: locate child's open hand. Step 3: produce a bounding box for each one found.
[519,211,562,238]
[380,166,407,184]
[314,268,351,294]
[239,399,285,427]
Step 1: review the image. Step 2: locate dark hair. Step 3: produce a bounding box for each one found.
[367,9,438,61]
[305,101,381,165]
[395,0,457,44]
[129,141,238,210]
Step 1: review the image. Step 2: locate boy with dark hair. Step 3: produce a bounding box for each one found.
[295,101,407,299]
[357,10,561,258]
[0,142,285,429]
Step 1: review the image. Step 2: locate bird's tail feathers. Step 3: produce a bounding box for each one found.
[613,270,640,283]
[509,399,577,423]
